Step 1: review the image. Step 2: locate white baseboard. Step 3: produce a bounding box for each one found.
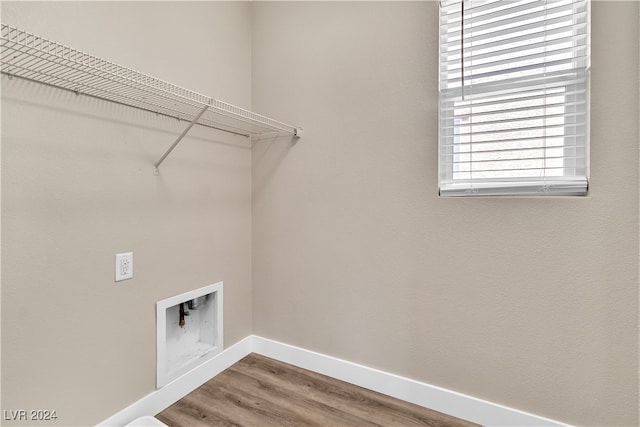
[251,336,572,427]
[96,336,252,427]
[98,335,572,427]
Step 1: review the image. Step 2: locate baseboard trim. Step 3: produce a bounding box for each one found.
[252,336,572,427]
[96,336,252,427]
[98,335,572,427]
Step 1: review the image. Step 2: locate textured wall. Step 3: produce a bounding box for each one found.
[2,2,638,426]
[251,2,639,425]
[1,2,253,425]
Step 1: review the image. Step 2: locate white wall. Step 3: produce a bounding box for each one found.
[251,2,639,426]
[1,2,253,425]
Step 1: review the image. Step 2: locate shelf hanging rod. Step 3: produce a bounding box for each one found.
[153,104,210,175]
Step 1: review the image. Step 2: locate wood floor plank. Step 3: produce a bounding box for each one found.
[220,368,379,426]
[232,354,463,426]
[156,354,479,427]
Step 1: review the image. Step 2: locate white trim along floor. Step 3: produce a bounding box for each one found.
[98,335,572,427]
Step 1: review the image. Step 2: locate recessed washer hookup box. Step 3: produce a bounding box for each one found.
[156,282,223,388]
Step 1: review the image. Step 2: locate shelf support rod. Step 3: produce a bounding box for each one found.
[154,104,210,175]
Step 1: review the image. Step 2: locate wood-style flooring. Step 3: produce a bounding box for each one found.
[156,353,479,427]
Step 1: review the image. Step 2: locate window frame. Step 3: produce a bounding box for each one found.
[438,0,590,197]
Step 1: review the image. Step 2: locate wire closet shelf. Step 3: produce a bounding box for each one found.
[0,24,302,173]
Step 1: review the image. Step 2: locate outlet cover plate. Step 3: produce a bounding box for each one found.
[115,252,133,282]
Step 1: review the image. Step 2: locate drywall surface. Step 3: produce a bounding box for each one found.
[1,2,253,425]
[251,2,639,426]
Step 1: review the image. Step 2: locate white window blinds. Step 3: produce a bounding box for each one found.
[439,0,590,196]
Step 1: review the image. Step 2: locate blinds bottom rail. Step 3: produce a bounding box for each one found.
[439,178,588,197]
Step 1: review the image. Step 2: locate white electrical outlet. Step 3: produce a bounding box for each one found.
[115,252,133,282]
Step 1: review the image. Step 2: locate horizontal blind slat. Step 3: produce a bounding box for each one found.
[452,156,584,166]
[440,0,580,22]
[453,165,571,173]
[446,1,579,36]
[444,45,587,75]
[441,144,585,155]
[445,55,588,86]
[441,33,588,68]
[442,70,587,98]
[442,133,586,148]
[441,2,586,38]
[443,0,553,25]
[440,21,587,56]
[441,111,586,130]
[440,87,586,109]
[441,12,587,49]
[448,122,587,138]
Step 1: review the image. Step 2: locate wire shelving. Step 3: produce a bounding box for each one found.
[0,23,302,174]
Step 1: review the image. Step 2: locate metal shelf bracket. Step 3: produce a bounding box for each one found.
[153,104,210,175]
[250,127,303,144]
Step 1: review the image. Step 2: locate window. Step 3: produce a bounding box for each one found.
[439,0,590,196]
